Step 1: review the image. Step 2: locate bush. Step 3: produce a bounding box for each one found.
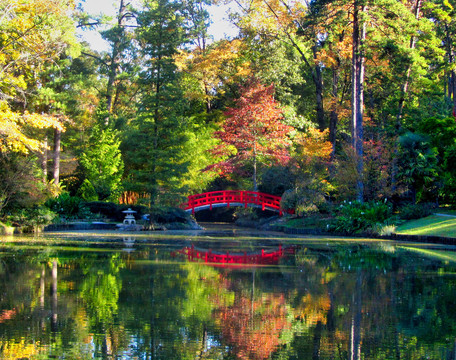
[398,203,434,220]
[258,166,295,196]
[281,187,329,216]
[46,193,92,220]
[329,200,395,235]
[149,205,190,224]
[77,179,98,201]
[8,206,56,232]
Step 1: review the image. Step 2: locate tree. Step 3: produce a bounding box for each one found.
[209,79,293,190]
[0,0,79,153]
[397,132,439,203]
[124,0,190,205]
[79,125,124,201]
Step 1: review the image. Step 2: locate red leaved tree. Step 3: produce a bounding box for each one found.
[209,79,293,190]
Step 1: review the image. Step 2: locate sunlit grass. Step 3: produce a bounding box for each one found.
[396,215,456,238]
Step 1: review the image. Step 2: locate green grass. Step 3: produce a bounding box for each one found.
[396,215,456,238]
[279,214,330,230]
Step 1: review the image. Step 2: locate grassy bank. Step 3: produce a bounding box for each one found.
[396,214,456,238]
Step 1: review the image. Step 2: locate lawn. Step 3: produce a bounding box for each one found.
[396,214,456,238]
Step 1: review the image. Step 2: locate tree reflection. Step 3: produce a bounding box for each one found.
[0,242,456,359]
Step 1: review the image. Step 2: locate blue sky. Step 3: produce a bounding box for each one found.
[77,0,238,52]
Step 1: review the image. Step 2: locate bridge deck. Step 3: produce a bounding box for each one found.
[181,190,290,215]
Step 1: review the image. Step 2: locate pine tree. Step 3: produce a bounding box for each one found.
[125,0,189,205]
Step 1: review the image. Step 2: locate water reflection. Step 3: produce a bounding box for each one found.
[171,243,295,266]
[0,237,456,359]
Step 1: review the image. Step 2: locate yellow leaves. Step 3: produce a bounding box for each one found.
[237,0,307,36]
[0,0,76,155]
[176,39,252,101]
[294,128,332,162]
[0,101,64,153]
[0,0,80,84]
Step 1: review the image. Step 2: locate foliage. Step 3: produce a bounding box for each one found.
[258,166,295,196]
[79,125,124,201]
[363,137,394,201]
[208,78,293,190]
[284,127,334,215]
[417,117,456,157]
[0,0,80,153]
[398,203,434,220]
[0,151,56,218]
[442,144,456,205]
[45,192,92,220]
[329,200,395,235]
[397,132,440,203]
[179,121,222,195]
[77,179,99,202]
[148,205,192,224]
[176,39,252,109]
[124,0,190,205]
[7,205,56,231]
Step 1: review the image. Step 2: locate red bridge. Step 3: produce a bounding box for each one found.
[181,190,290,215]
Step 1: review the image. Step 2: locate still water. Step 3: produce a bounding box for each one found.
[1,228,456,359]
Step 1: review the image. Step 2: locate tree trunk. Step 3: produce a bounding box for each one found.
[53,127,61,185]
[329,65,339,163]
[313,42,326,130]
[452,70,456,116]
[352,1,366,202]
[253,141,258,191]
[41,136,48,183]
[396,0,422,124]
[106,0,127,116]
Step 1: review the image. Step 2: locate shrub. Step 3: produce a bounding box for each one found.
[398,203,433,220]
[329,200,394,235]
[258,166,295,196]
[77,179,98,201]
[8,206,56,232]
[149,205,190,224]
[46,192,92,220]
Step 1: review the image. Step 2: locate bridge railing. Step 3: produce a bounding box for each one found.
[181,190,289,215]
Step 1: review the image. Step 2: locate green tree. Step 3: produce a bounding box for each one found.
[397,132,439,203]
[79,125,124,201]
[124,0,190,205]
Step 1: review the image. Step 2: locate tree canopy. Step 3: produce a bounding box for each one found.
[2,0,456,223]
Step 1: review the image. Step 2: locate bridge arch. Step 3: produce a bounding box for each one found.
[181,190,290,215]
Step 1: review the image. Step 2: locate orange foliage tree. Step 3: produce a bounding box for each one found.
[208,78,293,190]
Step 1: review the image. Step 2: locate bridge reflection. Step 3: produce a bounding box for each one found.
[171,244,294,266]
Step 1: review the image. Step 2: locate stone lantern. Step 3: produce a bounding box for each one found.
[122,208,137,225]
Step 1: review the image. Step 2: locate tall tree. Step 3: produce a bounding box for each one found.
[232,0,327,130]
[0,0,79,154]
[79,124,124,201]
[208,79,292,191]
[351,0,366,202]
[125,0,190,205]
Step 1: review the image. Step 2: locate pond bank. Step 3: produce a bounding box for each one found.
[237,218,456,246]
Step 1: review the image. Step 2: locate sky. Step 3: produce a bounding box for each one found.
[77,0,238,52]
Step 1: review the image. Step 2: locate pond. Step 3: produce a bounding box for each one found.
[1,227,456,359]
